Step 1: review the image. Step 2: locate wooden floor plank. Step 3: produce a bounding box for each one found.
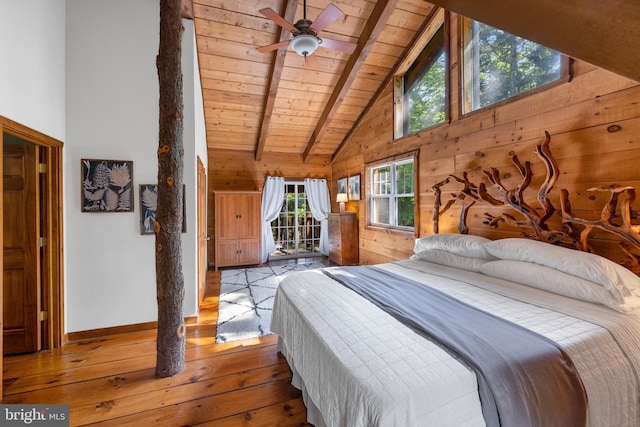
[1,259,321,427]
[190,398,309,427]
[85,380,303,426]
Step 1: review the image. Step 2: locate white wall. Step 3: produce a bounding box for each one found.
[64,0,203,332]
[182,19,208,318]
[0,0,66,141]
[1,0,205,334]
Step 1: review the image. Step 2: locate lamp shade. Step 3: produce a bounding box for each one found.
[336,193,348,203]
[290,34,320,57]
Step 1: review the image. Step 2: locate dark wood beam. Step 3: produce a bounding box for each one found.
[425,0,640,82]
[255,0,298,161]
[302,0,399,162]
[332,7,441,163]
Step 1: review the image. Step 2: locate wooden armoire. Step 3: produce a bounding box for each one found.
[213,191,261,269]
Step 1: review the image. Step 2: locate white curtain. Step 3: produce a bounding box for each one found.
[261,176,285,263]
[304,178,331,256]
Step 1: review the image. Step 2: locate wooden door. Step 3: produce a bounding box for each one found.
[197,157,207,305]
[3,141,40,354]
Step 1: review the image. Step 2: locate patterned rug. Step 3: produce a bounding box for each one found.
[216,261,326,343]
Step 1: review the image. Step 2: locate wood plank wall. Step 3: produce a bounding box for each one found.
[333,14,640,266]
[206,151,332,265]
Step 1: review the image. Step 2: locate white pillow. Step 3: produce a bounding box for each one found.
[479,260,640,312]
[411,249,490,272]
[413,233,494,259]
[483,238,640,304]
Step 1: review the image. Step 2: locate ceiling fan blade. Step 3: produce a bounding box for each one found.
[310,3,343,33]
[320,37,357,54]
[259,7,297,32]
[256,40,290,53]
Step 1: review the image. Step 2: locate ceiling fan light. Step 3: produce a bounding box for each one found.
[290,34,320,57]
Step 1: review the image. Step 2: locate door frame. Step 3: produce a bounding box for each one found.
[196,156,207,306]
[271,181,322,259]
[0,117,64,361]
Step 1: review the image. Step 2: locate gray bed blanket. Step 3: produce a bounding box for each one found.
[324,266,587,427]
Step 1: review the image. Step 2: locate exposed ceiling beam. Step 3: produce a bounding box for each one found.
[425,0,640,83]
[302,0,399,162]
[255,0,298,161]
[332,7,442,163]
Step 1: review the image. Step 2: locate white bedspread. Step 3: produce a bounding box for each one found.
[270,259,640,427]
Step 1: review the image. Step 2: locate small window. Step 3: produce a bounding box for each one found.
[403,25,446,135]
[462,19,562,113]
[367,154,416,230]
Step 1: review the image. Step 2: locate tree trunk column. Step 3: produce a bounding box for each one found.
[156,0,185,378]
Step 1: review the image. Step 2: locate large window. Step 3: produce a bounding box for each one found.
[367,154,416,230]
[403,25,446,135]
[462,19,562,113]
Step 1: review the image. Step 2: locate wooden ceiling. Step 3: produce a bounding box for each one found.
[192,0,437,161]
[192,0,640,162]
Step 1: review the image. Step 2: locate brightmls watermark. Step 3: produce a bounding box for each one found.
[1,405,69,426]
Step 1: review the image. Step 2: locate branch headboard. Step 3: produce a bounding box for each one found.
[432,131,640,275]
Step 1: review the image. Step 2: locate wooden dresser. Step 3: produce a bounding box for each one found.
[214,191,261,269]
[328,212,358,265]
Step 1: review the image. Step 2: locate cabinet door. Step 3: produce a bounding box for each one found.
[215,194,240,240]
[237,239,261,265]
[237,193,261,239]
[216,193,261,240]
[216,240,241,267]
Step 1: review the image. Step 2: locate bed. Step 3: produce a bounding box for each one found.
[270,234,640,427]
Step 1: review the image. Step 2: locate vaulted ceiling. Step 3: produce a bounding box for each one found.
[190,0,640,162]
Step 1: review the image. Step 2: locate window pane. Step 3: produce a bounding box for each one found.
[406,52,446,133]
[396,162,414,194]
[397,196,415,227]
[463,20,561,112]
[372,198,390,224]
[404,25,446,135]
[372,166,391,195]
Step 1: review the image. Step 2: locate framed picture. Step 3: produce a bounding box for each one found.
[337,177,347,195]
[139,184,158,234]
[139,184,187,235]
[348,174,361,201]
[81,159,133,212]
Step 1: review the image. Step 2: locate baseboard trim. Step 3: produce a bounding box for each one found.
[66,316,198,342]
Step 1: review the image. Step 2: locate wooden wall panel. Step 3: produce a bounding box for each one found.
[334,39,640,265]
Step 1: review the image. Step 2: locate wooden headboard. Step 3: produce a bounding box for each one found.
[432,131,640,274]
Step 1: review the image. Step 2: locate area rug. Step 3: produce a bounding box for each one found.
[216,261,326,343]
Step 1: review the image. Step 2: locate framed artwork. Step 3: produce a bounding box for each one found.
[139,184,158,234]
[81,159,133,212]
[348,174,361,201]
[139,184,187,235]
[337,177,347,195]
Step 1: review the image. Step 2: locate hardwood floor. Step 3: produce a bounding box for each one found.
[2,260,325,426]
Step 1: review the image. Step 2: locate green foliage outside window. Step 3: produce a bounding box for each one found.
[404,25,446,135]
[407,53,446,134]
[464,20,561,112]
[395,162,415,227]
[369,159,415,229]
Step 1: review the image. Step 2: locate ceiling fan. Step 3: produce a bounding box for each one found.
[257,0,357,58]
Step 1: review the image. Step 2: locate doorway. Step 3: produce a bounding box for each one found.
[1,117,63,360]
[3,136,40,354]
[270,181,322,259]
